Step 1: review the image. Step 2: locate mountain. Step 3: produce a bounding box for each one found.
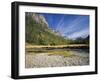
[25,12,71,45]
[73,36,89,44]
[83,35,89,44]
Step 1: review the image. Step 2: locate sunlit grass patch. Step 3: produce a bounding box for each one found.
[47,50,74,57]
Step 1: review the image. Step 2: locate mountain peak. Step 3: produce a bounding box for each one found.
[26,12,48,27]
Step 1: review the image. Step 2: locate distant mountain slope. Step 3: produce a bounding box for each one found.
[71,36,89,45]
[25,12,71,45]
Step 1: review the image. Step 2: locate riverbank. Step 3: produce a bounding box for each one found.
[25,50,89,68]
[26,44,89,49]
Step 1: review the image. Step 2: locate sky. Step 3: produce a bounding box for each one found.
[41,13,89,40]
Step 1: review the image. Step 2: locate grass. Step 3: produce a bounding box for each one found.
[26,44,89,49]
[26,47,74,57]
[47,50,73,57]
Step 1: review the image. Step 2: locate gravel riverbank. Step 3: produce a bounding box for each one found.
[25,51,89,68]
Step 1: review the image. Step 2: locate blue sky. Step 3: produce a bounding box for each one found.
[40,13,89,39]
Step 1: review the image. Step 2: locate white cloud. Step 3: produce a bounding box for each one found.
[56,16,65,31]
[56,16,87,35]
[67,27,89,39]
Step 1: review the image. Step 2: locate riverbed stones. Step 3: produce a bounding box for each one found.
[25,53,89,68]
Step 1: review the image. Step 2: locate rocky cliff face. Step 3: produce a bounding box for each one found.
[26,12,48,27]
